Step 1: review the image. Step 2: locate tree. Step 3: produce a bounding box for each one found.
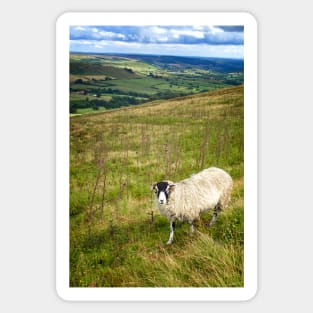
[74,78,83,84]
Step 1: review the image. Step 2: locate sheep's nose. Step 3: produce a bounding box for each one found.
[160,200,164,204]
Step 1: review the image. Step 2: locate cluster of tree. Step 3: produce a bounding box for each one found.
[147,72,163,79]
[70,88,197,113]
[223,78,244,85]
[149,90,190,101]
[124,67,134,73]
[73,77,112,86]
[103,88,148,98]
[70,87,149,98]
[70,85,201,113]
[70,95,145,113]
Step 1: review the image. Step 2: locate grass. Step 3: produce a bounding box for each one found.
[70,85,244,287]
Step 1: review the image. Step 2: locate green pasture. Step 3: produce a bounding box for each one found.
[70,85,244,287]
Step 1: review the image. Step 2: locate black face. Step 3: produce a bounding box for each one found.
[154,182,170,200]
[152,181,175,205]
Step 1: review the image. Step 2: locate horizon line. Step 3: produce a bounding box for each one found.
[69,51,244,60]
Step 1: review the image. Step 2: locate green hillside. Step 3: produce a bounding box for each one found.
[70,85,244,287]
[70,62,141,79]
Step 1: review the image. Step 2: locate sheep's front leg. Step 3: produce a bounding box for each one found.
[167,220,175,245]
[209,203,222,227]
[189,221,195,234]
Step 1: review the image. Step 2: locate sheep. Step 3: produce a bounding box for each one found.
[151,167,233,244]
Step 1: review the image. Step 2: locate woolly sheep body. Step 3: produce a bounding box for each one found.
[152,167,233,244]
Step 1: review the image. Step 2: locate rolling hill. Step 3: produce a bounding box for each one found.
[69,53,244,114]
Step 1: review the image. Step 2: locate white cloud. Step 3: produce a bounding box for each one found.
[70,39,243,59]
[76,40,93,46]
[70,26,244,58]
[209,26,224,35]
[74,26,85,31]
[70,25,243,47]
[193,26,204,31]
[170,29,205,39]
[150,26,167,34]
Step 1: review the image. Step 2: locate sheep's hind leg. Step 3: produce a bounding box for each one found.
[189,221,195,234]
[209,203,221,227]
[167,220,175,245]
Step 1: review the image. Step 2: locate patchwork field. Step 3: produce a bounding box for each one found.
[70,53,243,114]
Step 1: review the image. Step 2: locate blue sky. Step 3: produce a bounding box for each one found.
[70,25,244,59]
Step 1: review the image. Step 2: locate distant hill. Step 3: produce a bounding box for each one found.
[115,54,244,72]
[70,62,141,79]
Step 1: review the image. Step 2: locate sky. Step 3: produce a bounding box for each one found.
[70,25,244,59]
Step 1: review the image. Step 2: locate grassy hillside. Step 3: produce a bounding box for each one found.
[70,62,141,79]
[70,85,244,287]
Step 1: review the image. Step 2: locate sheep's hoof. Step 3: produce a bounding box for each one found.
[166,240,173,245]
